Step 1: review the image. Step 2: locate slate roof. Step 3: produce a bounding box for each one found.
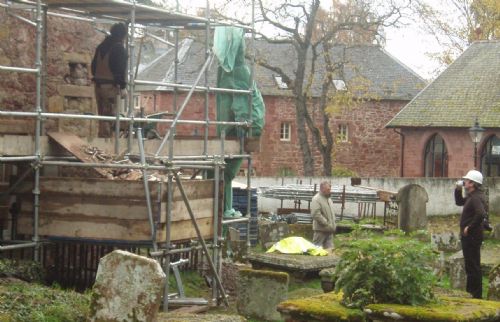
[137,38,426,101]
[387,41,500,128]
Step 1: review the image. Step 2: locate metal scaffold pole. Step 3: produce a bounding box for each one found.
[32,0,44,261]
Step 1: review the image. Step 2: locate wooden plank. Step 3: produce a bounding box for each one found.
[16,215,213,242]
[47,131,112,178]
[18,196,213,223]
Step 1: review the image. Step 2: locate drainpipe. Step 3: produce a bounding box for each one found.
[393,128,405,177]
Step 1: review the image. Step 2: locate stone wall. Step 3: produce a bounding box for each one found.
[0,11,102,136]
[234,176,500,216]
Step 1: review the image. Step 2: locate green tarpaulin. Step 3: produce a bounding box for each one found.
[213,26,265,216]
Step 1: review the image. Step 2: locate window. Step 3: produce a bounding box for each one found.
[424,134,448,177]
[133,95,141,110]
[337,124,348,142]
[332,79,347,91]
[481,135,500,177]
[274,75,288,89]
[280,122,291,141]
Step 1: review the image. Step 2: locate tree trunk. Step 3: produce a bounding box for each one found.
[295,96,315,176]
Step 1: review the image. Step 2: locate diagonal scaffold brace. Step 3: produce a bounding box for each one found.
[173,171,229,307]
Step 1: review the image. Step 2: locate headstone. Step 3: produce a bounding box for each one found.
[237,269,289,321]
[447,251,466,290]
[431,232,461,252]
[319,267,337,293]
[493,223,500,240]
[259,221,289,248]
[396,184,428,232]
[90,250,166,322]
[487,264,500,301]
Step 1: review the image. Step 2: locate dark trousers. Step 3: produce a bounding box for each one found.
[461,236,482,299]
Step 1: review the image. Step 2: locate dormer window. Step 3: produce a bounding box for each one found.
[274,75,288,89]
[333,79,347,91]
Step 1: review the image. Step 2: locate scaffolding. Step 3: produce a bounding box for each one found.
[0,0,257,310]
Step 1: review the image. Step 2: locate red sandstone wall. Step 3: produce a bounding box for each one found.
[253,97,405,177]
[0,12,100,111]
[140,90,406,177]
[401,128,500,178]
[140,91,217,138]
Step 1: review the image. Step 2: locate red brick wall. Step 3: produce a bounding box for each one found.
[401,128,500,178]
[140,91,407,177]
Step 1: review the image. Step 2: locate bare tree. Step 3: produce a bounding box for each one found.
[412,0,499,73]
[214,0,410,176]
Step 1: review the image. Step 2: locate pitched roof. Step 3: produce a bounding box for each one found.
[137,38,425,100]
[387,41,500,128]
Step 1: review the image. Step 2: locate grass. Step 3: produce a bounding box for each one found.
[0,279,90,322]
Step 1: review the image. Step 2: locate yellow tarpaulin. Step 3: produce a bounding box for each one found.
[266,237,328,256]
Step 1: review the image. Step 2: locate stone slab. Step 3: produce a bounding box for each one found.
[247,252,339,272]
[90,250,166,322]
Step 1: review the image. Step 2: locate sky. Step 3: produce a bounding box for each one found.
[170,0,450,80]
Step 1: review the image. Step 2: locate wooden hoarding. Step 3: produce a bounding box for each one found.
[14,177,217,242]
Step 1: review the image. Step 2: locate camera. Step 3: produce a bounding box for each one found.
[455,180,464,187]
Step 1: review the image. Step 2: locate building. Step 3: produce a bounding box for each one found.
[137,38,426,177]
[387,41,500,178]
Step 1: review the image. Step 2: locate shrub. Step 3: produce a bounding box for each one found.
[331,166,357,177]
[333,238,436,308]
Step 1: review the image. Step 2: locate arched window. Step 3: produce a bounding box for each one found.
[424,134,448,177]
[480,135,500,177]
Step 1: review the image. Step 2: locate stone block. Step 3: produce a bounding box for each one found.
[48,96,64,113]
[237,269,289,321]
[259,221,289,248]
[447,251,466,290]
[431,232,461,252]
[487,264,500,301]
[63,52,92,64]
[493,223,500,240]
[58,84,94,98]
[90,250,166,322]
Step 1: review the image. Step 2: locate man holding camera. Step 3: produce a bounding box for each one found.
[454,170,487,299]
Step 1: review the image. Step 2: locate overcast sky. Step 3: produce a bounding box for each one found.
[170,0,452,80]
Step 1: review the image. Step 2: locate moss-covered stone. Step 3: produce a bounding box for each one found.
[487,263,500,300]
[239,269,289,284]
[237,268,289,321]
[365,296,500,321]
[277,292,366,322]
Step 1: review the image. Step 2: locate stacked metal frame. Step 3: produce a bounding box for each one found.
[0,0,258,311]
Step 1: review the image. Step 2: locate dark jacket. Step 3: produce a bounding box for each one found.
[91,36,128,89]
[455,188,486,240]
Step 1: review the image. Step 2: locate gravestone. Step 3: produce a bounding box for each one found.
[487,264,500,301]
[431,232,461,252]
[259,221,289,249]
[237,269,289,321]
[447,251,466,290]
[493,223,500,240]
[90,250,166,322]
[396,184,428,232]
